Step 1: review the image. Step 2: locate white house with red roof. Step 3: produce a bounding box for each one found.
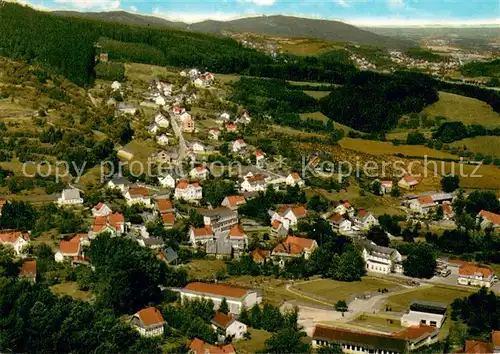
[255,149,265,166]
[189,338,235,354]
[180,112,194,133]
[458,263,495,288]
[225,123,237,132]
[174,180,203,201]
[0,231,29,255]
[353,209,379,230]
[232,139,246,153]
[240,173,267,192]
[172,105,185,115]
[55,234,84,263]
[285,172,304,187]
[154,113,169,128]
[227,224,248,249]
[328,213,352,234]
[90,212,125,238]
[221,195,246,211]
[19,259,37,283]
[398,176,419,190]
[477,210,500,231]
[409,196,437,215]
[271,236,318,266]
[189,226,214,246]
[269,205,308,230]
[208,127,221,140]
[130,307,165,337]
[158,173,176,189]
[378,180,393,195]
[190,166,209,180]
[91,202,112,217]
[125,186,151,206]
[211,312,247,340]
[155,198,174,214]
[335,200,355,217]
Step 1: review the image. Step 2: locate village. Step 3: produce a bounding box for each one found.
[1,62,499,354]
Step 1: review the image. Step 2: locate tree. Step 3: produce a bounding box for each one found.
[366,225,389,247]
[0,244,19,277]
[202,179,236,207]
[219,297,229,315]
[402,243,436,279]
[329,245,366,281]
[370,180,382,196]
[451,287,500,336]
[264,328,310,353]
[189,210,204,228]
[441,174,460,193]
[316,344,343,353]
[0,201,36,231]
[406,131,426,145]
[307,195,330,213]
[334,300,348,317]
[466,190,500,214]
[391,187,401,197]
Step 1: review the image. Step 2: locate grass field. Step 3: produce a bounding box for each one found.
[299,110,361,135]
[50,281,95,301]
[423,91,500,128]
[293,277,400,304]
[279,38,343,56]
[233,328,271,354]
[380,285,475,312]
[450,136,500,157]
[271,125,326,138]
[118,140,157,170]
[185,259,227,281]
[303,90,331,99]
[424,161,500,190]
[339,138,457,159]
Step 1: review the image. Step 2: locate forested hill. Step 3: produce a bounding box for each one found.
[0,3,270,87]
[52,11,413,50]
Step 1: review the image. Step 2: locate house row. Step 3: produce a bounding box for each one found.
[240,171,303,193]
[328,207,379,233]
[458,262,496,288]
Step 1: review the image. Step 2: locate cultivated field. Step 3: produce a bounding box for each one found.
[424,161,500,190]
[423,91,500,128]
[339,138,457,159]
[292,277,400,304]
[184,259,227,281]
[450,136,500,157]
[380,284,475,312]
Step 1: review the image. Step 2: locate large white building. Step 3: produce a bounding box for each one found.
[401,301,447,329]
[57,188,84,205]
[359,240,403,275]
[458,263,495,288]
[179,282,261,315]
[200,207,238,234]
[174,180,203,201]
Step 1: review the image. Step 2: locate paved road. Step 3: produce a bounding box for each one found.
[168,113,187,162]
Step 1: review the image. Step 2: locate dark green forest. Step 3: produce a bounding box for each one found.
[320,71,440,132]
[0,3,270,86]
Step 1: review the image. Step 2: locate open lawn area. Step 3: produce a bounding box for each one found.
[50,282,95,301]
[271,125,326,138]
[125,62,178,83]
[349,313,404,333]
[185,258,227,281]
[233,328,271,354]
[118,139,157,169]
[339,138,457,159]
[422,91,500,128]
[279,38,343,56]
[424,161,500,190]
[293,277,400,304]
[303,91,330,99]
[450,136,500,157]
[380,285,475,312]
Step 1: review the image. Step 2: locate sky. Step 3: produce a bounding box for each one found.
[11,0,500,26]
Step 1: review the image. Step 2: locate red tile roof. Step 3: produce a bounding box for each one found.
[176,180,189,189]
[393,325,436,340]
[442,202,453,216]
[19,259,36,278]
[479,210,500,226]
[109,212,124,229]
[128,186,149,197]
[212,312,234,329]
[492,331,500,347]
[246,174,266,183]
[161,212,176,225]
[94,202,104,210]
[136,307,165,326]
[402,176,419,184]
[189,338,235,354]
[228,224,246,238]
[276,205,307,217]
[0,231,25,243]
[290,172,301,180]
[59,237,80,255]
[464,340,493,353]
[329,213,344,223]
[417,196,435,206]
[343,200,352,208]
[255,149,264,157]
[357,209,369,217]
[224,195,246,208]
[272,242,303,255]
[156,198,173,211]
[92,215,107,232]
[252,249,270,262]
[191,226,213,238]
[184,282,249,298]
[271,220,282,230]
[459,263,494,279]
[286,236,315,250]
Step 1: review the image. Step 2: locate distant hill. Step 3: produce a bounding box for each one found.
[52,10,186,28]
[52,11,413,50]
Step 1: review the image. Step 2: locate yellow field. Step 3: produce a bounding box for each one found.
[271,124,326,138]
[450,136,500,157]
[423,91,500,128]
[293,277,400,304]
[339,138,457,159]
[303,90,330,99]
[380,285,475,312]
[279,38,344,56]
[424,161,500,190]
